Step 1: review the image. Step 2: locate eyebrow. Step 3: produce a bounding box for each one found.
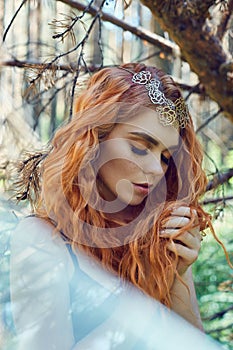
[127,131,178,151]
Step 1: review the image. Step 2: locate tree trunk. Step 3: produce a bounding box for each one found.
[140,0,233,122]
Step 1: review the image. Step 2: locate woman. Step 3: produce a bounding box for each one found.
[10,63,212,349]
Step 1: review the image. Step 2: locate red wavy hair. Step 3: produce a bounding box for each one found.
[35,63,216,306]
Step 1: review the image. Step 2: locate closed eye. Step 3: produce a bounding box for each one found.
[131,145,148,156]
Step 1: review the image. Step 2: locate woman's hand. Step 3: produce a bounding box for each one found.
[160,206,204,329]
[160,206,202,275]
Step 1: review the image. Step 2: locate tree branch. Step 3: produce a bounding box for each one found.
[2,0,28,42]
[196,108,222,133]
[206,323,233,334]
[0,59,75,72]
[189,0,216,22]
[206,168,233,191]
[202,195,233,205]
[202,304,233,321]
[0,59,205,94]
[217,0,233,40]
[57,0,180,56]
[141,0,233,122]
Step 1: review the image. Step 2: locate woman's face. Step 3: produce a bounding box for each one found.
[97,108,179,206]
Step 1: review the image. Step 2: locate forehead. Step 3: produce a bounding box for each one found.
[111,107,179,149]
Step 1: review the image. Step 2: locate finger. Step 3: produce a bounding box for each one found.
[160,228,177,238]
[173,231,202,249]
[171,207,199,228]
[166,241,199,264]
[160,229,192,238]
[171,207,197,218]
[188,226,201,239]
[160,230,202,248]
[163,216,190,228]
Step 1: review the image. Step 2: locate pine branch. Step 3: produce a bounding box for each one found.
[13,150,50,207]
[51,0,95,41]
[57,0,179,56]
[0,59,76,71]
[0,59,204,94]
[0,60,103,76]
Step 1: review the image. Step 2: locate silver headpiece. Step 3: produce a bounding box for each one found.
[132,71,189,129]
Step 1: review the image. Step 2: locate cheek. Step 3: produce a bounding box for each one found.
[126,160,141,173]
[98,141,139,176]
[98,142,128,165]
[100,158,138,179]
[115,158,141,176]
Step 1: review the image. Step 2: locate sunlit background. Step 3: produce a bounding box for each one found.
[0,1,233,349]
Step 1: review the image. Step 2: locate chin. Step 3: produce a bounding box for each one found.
[120,195,147,207]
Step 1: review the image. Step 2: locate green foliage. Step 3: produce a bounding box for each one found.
[193,208,233,350]
[196,134,233,348]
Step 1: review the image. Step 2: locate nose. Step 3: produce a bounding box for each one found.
[144,152,164,177]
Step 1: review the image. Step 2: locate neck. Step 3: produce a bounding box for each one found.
[96,175,145,224]
[105,202,145,225]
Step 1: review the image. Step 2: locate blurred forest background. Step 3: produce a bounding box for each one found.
[0,0,233,349]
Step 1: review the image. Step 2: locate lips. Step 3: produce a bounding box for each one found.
[133,183,152,188]
[137,183,148,188]
[132,182,152,195]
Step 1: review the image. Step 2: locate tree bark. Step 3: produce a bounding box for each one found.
[140,0,233,122]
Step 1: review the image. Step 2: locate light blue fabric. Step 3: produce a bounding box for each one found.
[65,242,122,342]
[0,213,225,349]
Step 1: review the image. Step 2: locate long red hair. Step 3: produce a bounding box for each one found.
[35,63,214,306]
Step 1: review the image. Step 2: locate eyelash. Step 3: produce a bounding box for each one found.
[131,145,170,165]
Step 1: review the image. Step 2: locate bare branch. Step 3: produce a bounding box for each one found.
[206,323,233,334]
[0,60,105,75]
[206,168,233,191]
[202,195,233,205]
[32,77,71,129]
[3,0,28,42]
[0,59,205,94]
[196,109,222,133]
[11,2,104,116]
[0,59,75,72]
[57,0,179,56]
[202,304,233,321]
